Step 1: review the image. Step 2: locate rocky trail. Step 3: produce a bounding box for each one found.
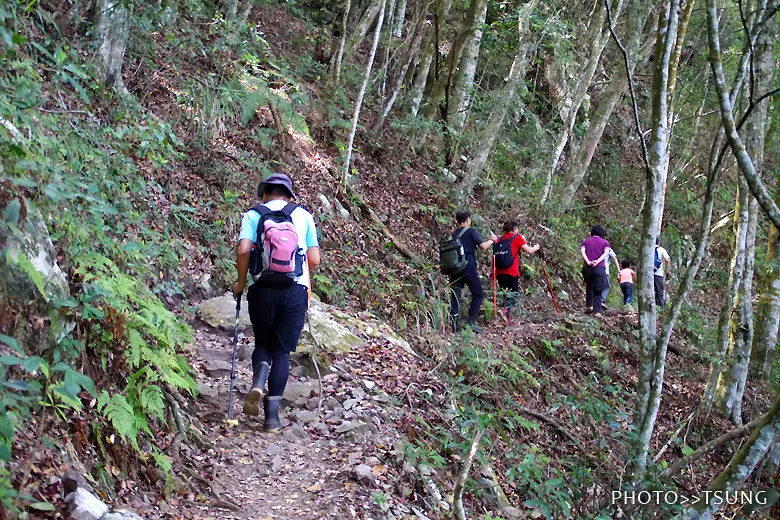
[127,293,431,520]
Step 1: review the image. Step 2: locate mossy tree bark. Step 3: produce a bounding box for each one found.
[446,0,488,138]
[539,0,620,205]
[748,9,778,381]
[631,0,679,481]
[455,2,536,204]
[96,0,130,96]
[554,0,654,211]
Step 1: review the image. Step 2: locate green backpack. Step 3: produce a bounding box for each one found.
[439,228,469,276]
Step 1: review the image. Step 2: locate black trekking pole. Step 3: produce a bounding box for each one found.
[227,292,241,421]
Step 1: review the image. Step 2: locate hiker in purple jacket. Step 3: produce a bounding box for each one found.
[580,225,611,315]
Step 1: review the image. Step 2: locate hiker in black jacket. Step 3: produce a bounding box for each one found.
[449,211,497,333]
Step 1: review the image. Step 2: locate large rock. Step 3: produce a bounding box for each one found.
[195,293,419,360]
[298,298,363,354]
[197,292,252,331]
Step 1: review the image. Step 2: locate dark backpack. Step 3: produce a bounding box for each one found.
[493,234,518,269]
[439,228,469,276]
[654,246,662,271]
[248,203,305,287]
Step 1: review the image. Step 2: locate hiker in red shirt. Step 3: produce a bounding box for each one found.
[494,221,540,325]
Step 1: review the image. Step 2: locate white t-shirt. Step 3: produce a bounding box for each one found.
[654,246,670,276]
[604,248,618,276]
[239,200,319,288]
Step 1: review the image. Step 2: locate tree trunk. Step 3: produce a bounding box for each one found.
[225,0,238,23]
[421,0,486,120]
[539,0,619,206]
[342,0,387,188]
[630,0,679,481]
[700,178,749,417]
[748,10,777,380]
[664,1,761,383]
[344,0,383,60]
[554,0,655,212]
[331,0,352,87]
[455,3,536,204]
[409,0,452,116]
[392,0,406,37]
[714,185,757,425]
[96,0,130,96]
[753,202,780,378]
[446,0,488,137]
[677,391,780,519]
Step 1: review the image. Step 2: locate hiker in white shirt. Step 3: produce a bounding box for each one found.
[654,238,671,307]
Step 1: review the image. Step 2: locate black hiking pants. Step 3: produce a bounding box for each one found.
[450,266,483,330]
[247,283,308,396]
[582,265,607,314]
[496,274,519,310]
[654,275,666,308]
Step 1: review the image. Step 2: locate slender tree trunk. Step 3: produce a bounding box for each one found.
[342,0,387,188]
[748,10,777,380]
[455,3,536,204]
[714,180,756,425]
[331,0,352,87]
[539,0,620,205]
[631,0,679,481]
[753,198,780,378]
[378,0,400,105]
[677,391,780,519]
[410,0,452,116]
[700,179,749,417]
[96,0,130,96]
[555,0,655,211]
[446,0,488,137]
[392,0,406,37]
[375,8,428,130]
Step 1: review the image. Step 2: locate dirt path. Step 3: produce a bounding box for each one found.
[130,325,422,520]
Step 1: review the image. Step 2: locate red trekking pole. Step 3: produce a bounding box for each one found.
[492,255,497,323]
[539,248,561,317]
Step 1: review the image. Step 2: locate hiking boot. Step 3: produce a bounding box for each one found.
[601,302,609,311]
[243,361,270,417]
[263,396,283,433]
[503,308,513,327]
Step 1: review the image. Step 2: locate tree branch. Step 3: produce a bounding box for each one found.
[706,0,780,229]
[454,429,483,520]
[660,414,763,479]
[604,0,651,174]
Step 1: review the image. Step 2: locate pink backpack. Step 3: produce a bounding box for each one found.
[248,203,305,286]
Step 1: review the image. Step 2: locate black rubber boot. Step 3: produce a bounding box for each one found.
[263,396,283,433]
[243,361,270,417]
